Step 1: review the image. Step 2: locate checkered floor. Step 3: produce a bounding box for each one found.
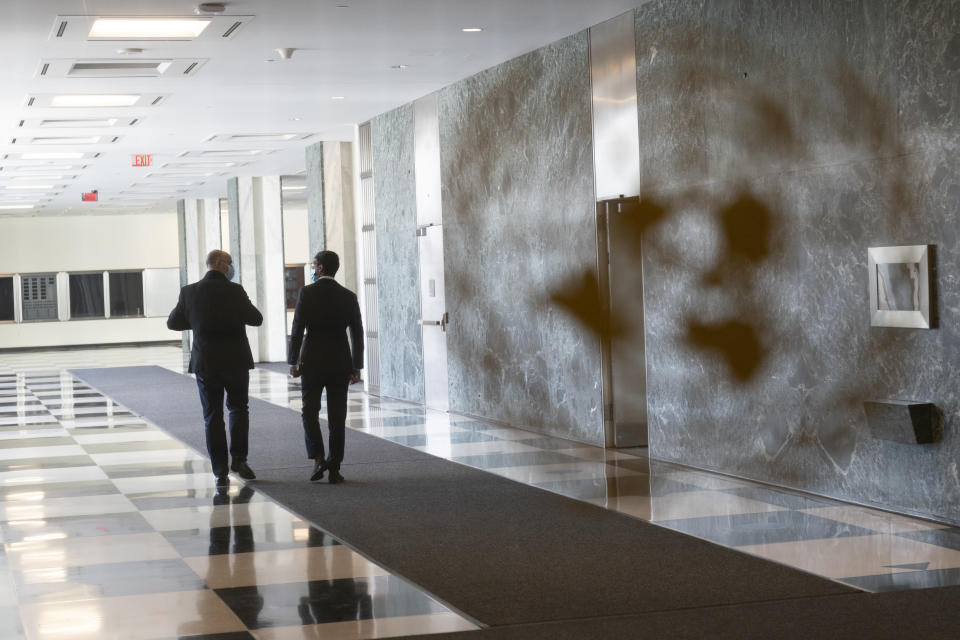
[2,345,960,639]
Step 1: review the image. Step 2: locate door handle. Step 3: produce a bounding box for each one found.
[420,312,450,332]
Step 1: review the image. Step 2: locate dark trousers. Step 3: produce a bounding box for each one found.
[196,370,250,478]
[301,372,348,470]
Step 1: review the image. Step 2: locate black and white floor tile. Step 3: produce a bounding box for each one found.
[3,345,960,639]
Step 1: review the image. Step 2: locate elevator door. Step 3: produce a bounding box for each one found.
[418,224,449,411]
[598,196,648,447]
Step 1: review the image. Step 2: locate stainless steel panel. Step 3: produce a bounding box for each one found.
[419,224,449,411]
[590,11,641,201]
[414,95,449,411]
[598,197,647,447]
[414,93,442,226]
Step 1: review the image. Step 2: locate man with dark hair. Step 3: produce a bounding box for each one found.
[288,250,364,484]
[167,249,263,487]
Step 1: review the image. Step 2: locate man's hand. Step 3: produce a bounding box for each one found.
[289,365,301,378]
[349,369,362,384]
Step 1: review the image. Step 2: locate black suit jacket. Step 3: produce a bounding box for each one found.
[167,270,263,376]
[287,278,364,378]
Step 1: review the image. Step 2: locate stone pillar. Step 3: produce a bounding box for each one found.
[199,197,222,256]
[323,141,358,292]
[305,141,325,259]
[180,199,204,284]
[227,176,287,363]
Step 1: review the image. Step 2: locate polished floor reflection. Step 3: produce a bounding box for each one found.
[0,355,477,640]
[3,346,960,639]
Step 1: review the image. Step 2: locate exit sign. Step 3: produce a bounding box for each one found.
[132,154,153,167]
[81,190,98,202]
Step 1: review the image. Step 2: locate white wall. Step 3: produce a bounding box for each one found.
[283,204,309,264]
[0,212,181,349]
[0,213,179,273]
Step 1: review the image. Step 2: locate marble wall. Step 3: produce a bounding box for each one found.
[635,0,960,522]
[372,104,425,404]
[438,32,603,443]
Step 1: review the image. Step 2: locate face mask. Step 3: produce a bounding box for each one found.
[310,270,319,283]
[225,264,235,281]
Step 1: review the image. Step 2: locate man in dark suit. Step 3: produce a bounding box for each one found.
[167,249,263,487]
[288,250,363,484]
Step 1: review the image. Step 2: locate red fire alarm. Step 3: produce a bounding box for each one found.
[81,190,99,202]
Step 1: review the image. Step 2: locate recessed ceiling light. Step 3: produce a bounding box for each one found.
[50,94,140,107]
[391,64,408,70]
[29,136,102,145]
[88,18,211,40]
[462,28,483,32]
[37,118,122,128]
[331,96,345,100]
[4,185,54,190]
[0,205,34,210]
[20,152,86,160]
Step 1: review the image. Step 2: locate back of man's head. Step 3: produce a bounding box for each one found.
[206,249,232,272]
[314,250,340,277]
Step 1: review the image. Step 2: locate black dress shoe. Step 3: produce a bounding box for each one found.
[328,470,344,484]
[310,459,327,482]
[230,460,256,480]
[216,475,230,488]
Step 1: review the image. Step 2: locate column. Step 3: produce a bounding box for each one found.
[305,141,325,260]
[227,176,287,363]
[199,197,222,256]
[177,199,204,285]
[323,141,358,292]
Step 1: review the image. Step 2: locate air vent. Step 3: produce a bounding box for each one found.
[4,151,99,161]
[26,94,166,108]
[163,160,242,169]
[180,149,274,158]
[21,135,120,145]
[204,132,314,143]
[40,59,204,78]
[222,21,242,37]
[50,15,253,43]
[22,117,140,129]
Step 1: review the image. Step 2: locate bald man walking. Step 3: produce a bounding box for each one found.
[167,249,263,487]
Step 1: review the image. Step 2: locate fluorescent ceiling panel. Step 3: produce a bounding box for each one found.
[50,94,140,107]
[23,136,107,145]
[21,117,137,128]
[162,161,241,169]
[18,152,88,160]
[88,18,211,40]
[204,133,313,143]
[181,149,272,158]
[0,205,34,210]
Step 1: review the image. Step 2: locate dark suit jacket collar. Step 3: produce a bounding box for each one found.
[203,270,228,281]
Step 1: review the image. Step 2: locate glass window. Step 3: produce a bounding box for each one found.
[21,274,58,322]
[69,273,105,319]
[285,265,305,310]
[0,277,13,321]
[109,271,144,317]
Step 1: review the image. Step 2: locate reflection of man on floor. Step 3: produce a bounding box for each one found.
[211,485,264,628]
[288,250,364,484]
[297,528,373,625]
